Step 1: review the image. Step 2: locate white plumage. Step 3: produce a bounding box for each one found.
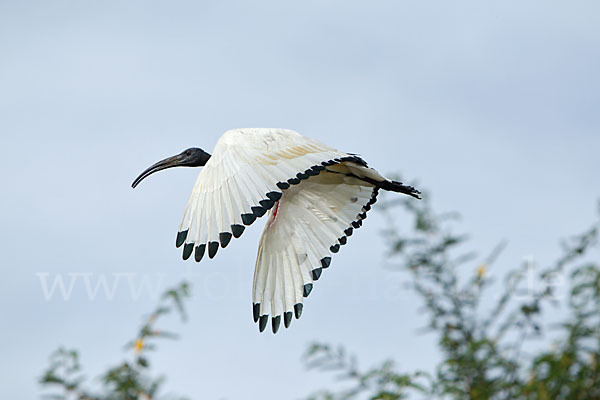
[133,128,420,333]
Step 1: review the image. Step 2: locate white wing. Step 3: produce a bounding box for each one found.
[252,164,380,333]
[175,127,410,333]
[175,128,360,261]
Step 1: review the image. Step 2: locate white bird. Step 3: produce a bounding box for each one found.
[132,128,420,333]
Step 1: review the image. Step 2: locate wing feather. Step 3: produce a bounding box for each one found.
[286,238,305,308]
[176,128,352,261]
[281,247,296,325]
[251,168,379,332]
[148,128,417,332]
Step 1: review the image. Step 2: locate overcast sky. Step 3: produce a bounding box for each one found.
[1,1,599,398]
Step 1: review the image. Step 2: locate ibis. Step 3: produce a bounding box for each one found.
[132,128,420,333]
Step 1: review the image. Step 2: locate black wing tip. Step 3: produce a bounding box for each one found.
[231,224,245,238]
[253,303,260,323]
[273,156,362,196]
[194,244,206,262]
[284,311,293,328]
[208,241,219,258]
[294,303,303,319]
[259,315,269,332]
[333,155,368,167]
[178,189,282,264]
[251,206,267,218]
[256,310,293,332]
[219,232,232,248]
[176,230,188,248]
[241,213,256,226]
[267,191,283,201]
[303,283,313,297]
[321,257,331,268]
[259,199,274,209]
[182,243,194,260]
[272,315,281,334]
[311,267,322,281]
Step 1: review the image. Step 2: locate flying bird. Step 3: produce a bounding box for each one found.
[132,128,420,333]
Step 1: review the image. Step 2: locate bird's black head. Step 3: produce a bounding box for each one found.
[176,147,211,167]
[131,147,211,188]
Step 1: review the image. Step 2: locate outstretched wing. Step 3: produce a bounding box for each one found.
[252,166,379,333]
[175,128,360,261]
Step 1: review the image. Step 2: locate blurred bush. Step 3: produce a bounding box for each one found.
[304,190,600,399]
[40,185,600,399]
[40,282,191,400]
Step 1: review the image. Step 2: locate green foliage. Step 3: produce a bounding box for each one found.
[38,184,600,400]
[305,191,600,399]
[40,282,191,400]
[304,343,429,400]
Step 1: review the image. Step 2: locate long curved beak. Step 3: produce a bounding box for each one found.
[131,154,181,188]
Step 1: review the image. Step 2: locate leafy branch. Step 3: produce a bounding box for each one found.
[40,281,191,400]
[305,188,600,399]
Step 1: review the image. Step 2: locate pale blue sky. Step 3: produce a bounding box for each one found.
[1,1,599,398]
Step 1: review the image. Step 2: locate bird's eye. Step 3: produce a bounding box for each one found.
[185,150,191,156]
